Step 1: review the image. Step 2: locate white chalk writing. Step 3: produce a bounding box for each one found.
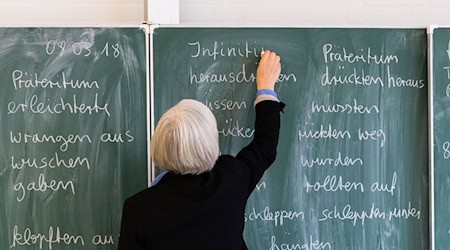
[12,70,100,90]
[311,98,379,114]
[11,153,90,170]
[10,225,84,249]
[14,174,75,202]
[245,207,304,226]
[322,44,399,65]
[269,235,331,250]
[305,175,364,193]
[188,41,263,60]
[10,131,92,152]
[300,152,363,168]
[7,94,111,116]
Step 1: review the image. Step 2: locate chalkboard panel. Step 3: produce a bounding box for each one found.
[0,28,148,249]
[433,27,450,250]
[152,28,429,249]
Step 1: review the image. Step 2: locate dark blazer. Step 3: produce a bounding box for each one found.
[118,100,285,250]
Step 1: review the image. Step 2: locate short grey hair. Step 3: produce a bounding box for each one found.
[151,99,220,175]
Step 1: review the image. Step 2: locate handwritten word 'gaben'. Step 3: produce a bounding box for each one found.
[10,225,85,249]
[14,173,75,202]
[12,70,100,90]
[10,131,92,152]
[7,93,111,116]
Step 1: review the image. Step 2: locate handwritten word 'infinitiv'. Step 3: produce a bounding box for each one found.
[10,225,85,249]
[189,64,296,84]
[188,41,263,60]
[7,94,111,116]
[12,70,99,90]
[269,235,331,250]
[322,44,399,65]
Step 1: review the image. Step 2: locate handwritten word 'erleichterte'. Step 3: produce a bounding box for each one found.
[7,93,111,116]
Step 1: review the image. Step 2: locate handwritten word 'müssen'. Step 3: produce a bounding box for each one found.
[7,94,111,116]
[10,225,84,249]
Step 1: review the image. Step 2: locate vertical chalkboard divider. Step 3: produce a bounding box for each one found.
[428,24,436,250]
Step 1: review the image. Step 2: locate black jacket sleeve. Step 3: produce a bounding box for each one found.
[118,198,144,250]
[235,100,285,194]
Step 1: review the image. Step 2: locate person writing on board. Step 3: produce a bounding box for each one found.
[118,50,284,250]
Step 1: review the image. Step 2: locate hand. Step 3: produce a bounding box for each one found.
[256,50,281,91]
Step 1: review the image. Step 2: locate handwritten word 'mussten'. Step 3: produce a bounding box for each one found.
[311,98,379,114]
[10,131,92,152]
[14,173,75,202]
[189,64,296,84]
[11,153,90,170]
[269,235,331,250]
[305,175,364,193]
[322,43,399,65]
[245,206,304,226]
[300,152,363,168]
[10,225,84,249]
[12,70,99,90]
[188,41,263,60]
[7,93,111,116]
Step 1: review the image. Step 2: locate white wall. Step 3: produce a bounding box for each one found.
[0,0,449,26]
[180,0,450,27]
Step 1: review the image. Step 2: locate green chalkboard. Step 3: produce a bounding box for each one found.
[152,27,429,249]
[0,27,148,249]
[433,27,450,250]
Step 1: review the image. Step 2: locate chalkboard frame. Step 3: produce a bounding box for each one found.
[149,24,432,249]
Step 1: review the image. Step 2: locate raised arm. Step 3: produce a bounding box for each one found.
[236,50,285,194]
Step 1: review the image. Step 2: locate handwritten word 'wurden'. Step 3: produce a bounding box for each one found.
[10,131,92,152]
[14,174,75,202]
[319,202,421,226]
[11,153,90,170]
[10,225,85,249]
[311,99,379,114]
[245,206,304,226]
[7,94,111,116]
[300,152,363,168]
[269,235,331,250]
[12,70,99,90]
[323,44,399,65]
[189,64,296,84]
[298,125,386,147]
[321,65,425,89]
[188,41,263,60]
